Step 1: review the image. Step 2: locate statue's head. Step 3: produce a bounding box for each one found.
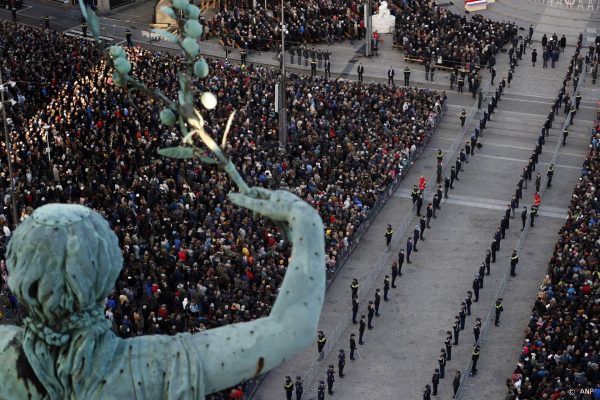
[7,204,122,328]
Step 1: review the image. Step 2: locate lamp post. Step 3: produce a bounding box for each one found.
[0,70,18,228]
[277,0,288,151]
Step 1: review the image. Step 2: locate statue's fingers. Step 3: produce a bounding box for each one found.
[228,193,269,214]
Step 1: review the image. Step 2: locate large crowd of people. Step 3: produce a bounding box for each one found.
[209,0,365,50]
[0,20,444,398]
[392,0,517,68]
[506,116,600,399]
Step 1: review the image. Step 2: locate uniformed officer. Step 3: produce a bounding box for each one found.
[535,172,541,192]
[450,166,457,189]
[82,22,88,37]
[11,6,17,22]
[491,240,497,264]
[302,46,309,66]
[416,193,424,216]
[295,46,302,65]
[521,207,528,231]
[338,349,345,378]
[288,45,295,64]
[317,380,325,400]
[485,250,491,275]
[478,88,484,109]
[432,369,440,395]
[317,50,323,69]
[324,59,331,78]
[471,345,481,375]
[432,194,440,216]
[438,350,447,379]
[359,315,366,344]
[411,185,420,203]
[125,28,133,47]
[511,196,518,218]
[472,274,480,302]
[453,316,460,345]
[398,249,404,275]
[406,238,413,264]
[459,109,467,127]
[383,275,390,301]
[44,15,50,30]
[403,66,410,86]
[352,295,359,324]
[349,334,357,360]
[501,215,508,239]
[317,331,326,360]
[494,227,502,251]
[357,63,364,82]
[374,289,381,316]
[436,163,442,184]
[445,331,453,360]
[562,128,569,145]
[423,384,432,400]
[457,74,465,93]
[285,376,294,400]
[351,278,359,299]
[444,176,450,198]
[295,376,303,400]
[436,149,444,164]
[473,317,482,344]
[420,216,426,240]
[575,91,582,109]
[547,164,554,187]
[388,66,395,86]
[494,298,504,326]
[413,225,420,252]
[466,291,473,315]
[326,365,335,395]
[367,301,375,329]
[478,263,485,289]
[450,70,456,89]
[385,224,393,246]
[240,47,247,65]
[459,302,467,330]
[436,186,443,208]
[530,205,538,227]
[510,250,519,276]
[310,56,317,78]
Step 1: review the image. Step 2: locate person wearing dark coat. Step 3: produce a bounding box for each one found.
[531,49,537,67]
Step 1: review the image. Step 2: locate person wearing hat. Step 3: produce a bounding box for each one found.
[391,261,399,288]
[521,206,528,231]
[317,331,327,360]
[367,301,375,329]
[423,384,432,400]
[338,349,346,378]
[351,295,359,324]
[295,376,303,400]
[432,368,440,395]
[471,345,481,375]
[459,302,467,330]
[510,251,519,277]
[453,316,460,345]
[383,275,390,301]
[326,364,335,395]
[349,334,357,360]
[452,370,462,398]
[317,380,326,400]
[485,250,491,275]
[438,350,447,379]
[397,249,405,275]
[547,163,554,188]
[350,278,359,299]
[385,224,393,246]
[474,317,482,344]
[466,291,473,315]
[472,274,480,302]
[445,332,453,361]
[495,298,504,326]
[478,263,485,289]
[374,288,381,316]
[359,315,366,344]
[284,376,294,400]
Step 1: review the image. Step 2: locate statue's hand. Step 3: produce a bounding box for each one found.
[228,187,314,224]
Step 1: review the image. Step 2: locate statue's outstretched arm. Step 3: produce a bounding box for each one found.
[190,188,325,395]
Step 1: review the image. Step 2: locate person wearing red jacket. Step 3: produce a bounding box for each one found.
[534,192,541,207]
[419,175,427,192]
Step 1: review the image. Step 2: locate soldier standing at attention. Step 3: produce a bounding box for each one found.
[285,376,294,400]
[406,238,413,264]
[471,346,481,375]
[463,294,472,318]
[416,193,424,216]
[404,66,411,86]
[359,315,366,344]
[460,109,467,127]
[530,205,538,227]
[44,15,50,30]
[411,185,420,203]
[521,207,528,231]
[453,316,460,345]
[485,250,491,275]
[349,334,357,360]
[427,203,434,228]
[494,298,504,326]
[338,349,346,378]
[432,194,440,216]
[432,369,440,396]
[491,240,497,264]
[472,274,480,302]
[459,302,467,330]
[420,216,427,240]
[398,249,405,275]
[352,295,359,324]
[510,251,519,276]
[444,176,450,199]
[474,318,482,344]
[423,384,432,400]
[385,224,393,246]
[374,289,381,317]
[295,376,303,400]
[317,331,326,360]
[326,365,335,395]
[547,164,554,187]
[413,225,421,252]
[478,263,485,289]
[445,331,453,360]
[317,380,325,400]
[453,371,462,398]
[391,262,398,288]
[535,172,542,192]
[383,276,390,301]
[351,278,359,299]
[439,349,447,378]
[450,166,457,189]
[367,301,375,329]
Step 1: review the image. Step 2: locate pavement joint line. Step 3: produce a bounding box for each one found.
[393,191,568,217]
